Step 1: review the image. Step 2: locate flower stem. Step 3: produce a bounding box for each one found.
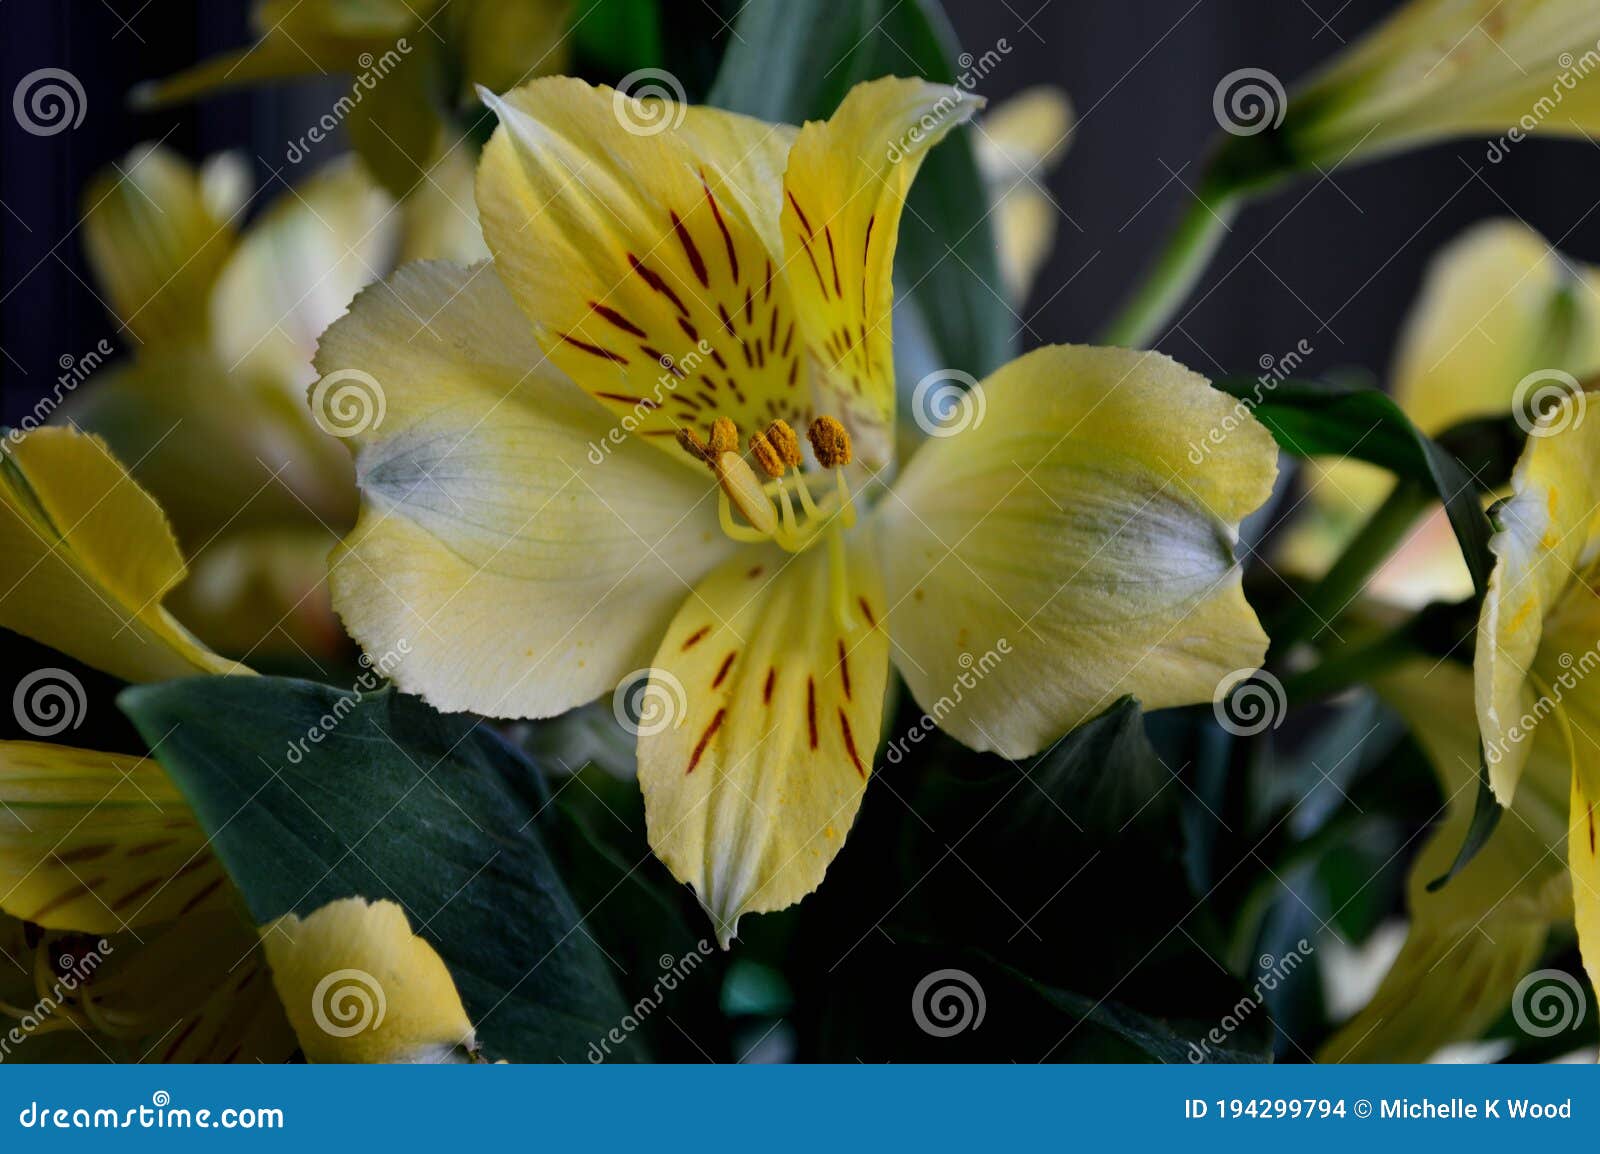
[1098,187,1241,348]
[1268,482,1432,662]
[1279,626,1415,705]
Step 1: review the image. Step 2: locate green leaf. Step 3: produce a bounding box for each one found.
[708,0,1014,378]
[1214,377,1499,596]
[572,0,664,79]
[118,677,636,1063]
[1215,376,1520,889]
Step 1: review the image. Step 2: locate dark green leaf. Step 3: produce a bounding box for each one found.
[708,0,1013,377]
[572,0,665,79]
[1214,377,1498,596]
[119,677,635,1063]
[1214,377,1518,886]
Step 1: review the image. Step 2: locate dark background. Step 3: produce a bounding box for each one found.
[5,0,1596,425]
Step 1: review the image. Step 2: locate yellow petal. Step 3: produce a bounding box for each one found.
[77,911,296,1062]
[262,897,476,1063]
[1283,221,1600,611]
[1288,0,1600,166]
[877,344,1277,758]
[168,526,347,665]
[68,348,355,549]
[212,156,398,397]
[1393,220,1600,433]
[397,147,491,265]
[0,743,233,933]
[638,537,889,946]
[975,86,1073,303]
[477,76,811,457]
[780,78,979,466]
[1474,398,1600,803]
[135,0,417,105]
[1321,665,1569,1062]
[81,144,236,347]
[320,260,734,719]
[0,427,242,682]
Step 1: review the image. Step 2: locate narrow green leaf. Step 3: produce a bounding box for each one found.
[119,677,636,1063]
[1215,376,1514,887]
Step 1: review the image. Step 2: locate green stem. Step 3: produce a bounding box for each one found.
[1279,626,1416,705]
[1099,187,1241,349]
[1267,482,1432,662]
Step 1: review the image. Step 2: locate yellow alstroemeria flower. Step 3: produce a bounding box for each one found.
[71,142,484,664]
[320,75,1279,945]
[1280,220,1600,608]
[973,86,1073,306]
[1318,660,1571,1062]
[1472,393,1600,1005]
[134,0,572,197]
[0,429,477,1062]
[1282,0,1600,169]
[0,748,478,1063]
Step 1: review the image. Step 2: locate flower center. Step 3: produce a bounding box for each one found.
[677,416,859,555]
[678,415,866,631]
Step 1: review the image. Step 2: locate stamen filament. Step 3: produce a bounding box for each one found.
[827,525,857,632]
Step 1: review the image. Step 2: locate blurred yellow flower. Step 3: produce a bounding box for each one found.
[1280,220,1600,609]
[973,86,1073,305]
[1471,395,1600,1010]
[68,144,484,667]
[1319,659,1570,1062]
[135,0,572,197]
[1284,0,1600,168]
